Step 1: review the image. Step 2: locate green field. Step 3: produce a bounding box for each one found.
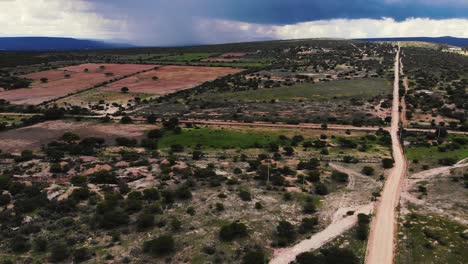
[397,213,468,264]
[159,53,218,62]
[200,78,391,101]
[158,128,281,149]
[406,136,468,165]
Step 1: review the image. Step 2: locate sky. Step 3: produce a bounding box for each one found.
[1,0,468,46]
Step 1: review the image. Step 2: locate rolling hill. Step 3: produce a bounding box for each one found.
[0,37,133,51]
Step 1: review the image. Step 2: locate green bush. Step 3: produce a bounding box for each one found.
[382,158,394,168]
[219,222,248,241]
[331,171,349,183]
[362,166,375,176]
[143,235,175,256]
[49,241,70,263]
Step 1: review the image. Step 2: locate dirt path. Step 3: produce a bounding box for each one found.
[270,203,374,264]
[399,56,410,127]
[365,45,407,264]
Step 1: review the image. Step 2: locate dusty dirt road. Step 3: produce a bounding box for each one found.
[365,45,407,264]
[270,203,374,264]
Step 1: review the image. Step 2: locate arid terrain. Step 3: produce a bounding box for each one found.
[0,39,466,264]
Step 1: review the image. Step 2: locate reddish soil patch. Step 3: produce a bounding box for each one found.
[0,120,158,154]
[0,63,157,105]
[101,65,243,95]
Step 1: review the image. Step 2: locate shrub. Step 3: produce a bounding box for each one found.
[143,235,175,256]
[120,116,132,124]
[49,241,70,263]
[192,150,203,160]
[314,182,329,195]
[115,137,137,147]
[303,201,316,214]
[0,193,11,206]
[331,171,349,183]
[215,202,225,211]
[382,158,394,168]
[89,170,117,184]
[137,212,154,230]
[276,220,296,246]
[10,236,30,253]
[219,222,248,241]
[98,209,129,229]
[73,247,92,263]
[239,189,252,201]
[170,144,184,152]
[33,237,48,252]
[242,248,267,264]
[62,132,80,143]
[300,217,318,232]
[70,175,87,186]
[175,185,192,200]
[362,166,375,176]
[147,129,164,139]
[143,188,160,200]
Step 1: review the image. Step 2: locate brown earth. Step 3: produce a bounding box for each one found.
[101,65,242,94]
[366,45,407,264]
[0,120,157,153]
[0,63,157,105]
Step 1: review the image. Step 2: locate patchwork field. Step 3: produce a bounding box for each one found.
[0,120,157,153]
[0,63,157,105]
[101,65,243,95]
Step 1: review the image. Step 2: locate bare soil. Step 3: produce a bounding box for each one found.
[101,65,243,94]
[0,120,157,153]
[0,63,157,105]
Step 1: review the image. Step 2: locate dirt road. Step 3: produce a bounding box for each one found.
[365,45,407,264]
[270,203,374,264]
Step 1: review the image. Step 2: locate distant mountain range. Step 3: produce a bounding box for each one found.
[0,37,134,51]
[356,36,468,47]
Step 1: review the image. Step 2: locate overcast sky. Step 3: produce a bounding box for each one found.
[1,0,468,46]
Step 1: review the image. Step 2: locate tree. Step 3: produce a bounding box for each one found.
[40,77,48,83]
[219,222,248,241]
[121,87,129,93]
[242,248,267,264]
[239,189,252,201]
[143,235,175,256]
[49,241,70,263]
[284,146,294,156]
[15,149,34,162]
[295,252,325,264]
[314,182,329,195]
[299,217,318,233]
[10,236,30,253]
[62,132,80,143]
[137,212,154,230]
[146,114,157,124]
[362,166,375,176]
[331,171,349,183]
[89,170,117,184]
[321,246,359,264]
[147,129,164,139]
[120,116,132,124]
[192,150,203,160]
[276,220,296,246]
[382,158,394,169]
[73,247,92,263]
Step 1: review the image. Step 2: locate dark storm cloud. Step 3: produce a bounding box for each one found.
[91,0,468,25]
[86,0,468,45]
